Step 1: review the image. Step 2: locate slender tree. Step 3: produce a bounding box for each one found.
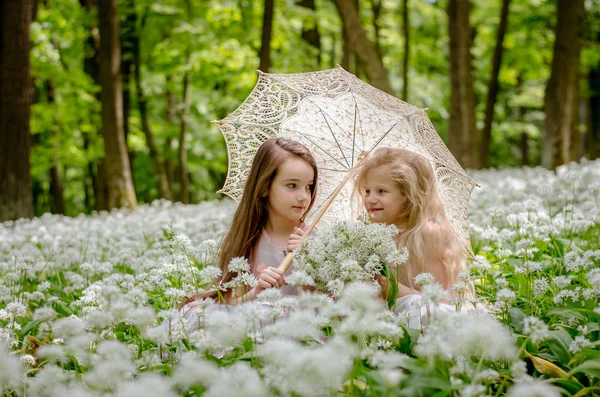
[178,0,193,204]
[542,0,585,169]
[480,0,511,168]
[97,0,137,208]
[259,0,274,71]
[447,0,478,168]
[587,64,600,159]
[80,0,105,210]
[45,80,66,214]
[332,0,394,95]
[401,0,409,101]
[298,0,321,67]
[0,0,35,221]
[134,5,172,200]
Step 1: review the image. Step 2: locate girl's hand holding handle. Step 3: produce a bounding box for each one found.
[255,264,286,292]
[287,227,306,253]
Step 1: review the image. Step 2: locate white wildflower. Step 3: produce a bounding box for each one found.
[508,379,561,397]
[414,273,435,286]
[522,317,550,343]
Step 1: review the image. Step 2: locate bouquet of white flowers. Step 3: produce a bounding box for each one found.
[291,221,408,307]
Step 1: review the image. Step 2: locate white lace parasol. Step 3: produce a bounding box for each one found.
[214,66,476,258]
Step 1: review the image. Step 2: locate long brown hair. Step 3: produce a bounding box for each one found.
[181,138,318,306]
[355,148,468,293]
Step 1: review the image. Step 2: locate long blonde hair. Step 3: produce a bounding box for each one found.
[355,148,466,291]
[181,138,318,306]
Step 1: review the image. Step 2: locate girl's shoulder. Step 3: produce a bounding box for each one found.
[420,216,455,243]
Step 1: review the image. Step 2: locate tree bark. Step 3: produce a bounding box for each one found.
[542,0,585,169]
[134,5,172,200]
[80,0,106,210]
[0,0,34,221]
[587,65,600,159]
[45,79,66,215]
[519,106,528,166]
[97,0,137,208]
[259,0,274,72]
[447,0,478,169]
[178,0,192,204]
[120,0,136,178]
[370,0,383,65]
[479,0,510,168]
[401,0,409,101]
[332,0,394,95]
[298,0,321,67]
[178,71,191,204]
[164,76,177,192]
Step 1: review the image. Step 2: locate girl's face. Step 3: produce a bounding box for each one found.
[362,166,406,226]
[267,157,315,224]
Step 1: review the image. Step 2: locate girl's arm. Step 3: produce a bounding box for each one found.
[223,265,285,305]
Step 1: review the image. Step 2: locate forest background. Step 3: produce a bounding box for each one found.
[0,0,598,221]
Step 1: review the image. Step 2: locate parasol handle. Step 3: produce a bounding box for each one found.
[278,164,359,273]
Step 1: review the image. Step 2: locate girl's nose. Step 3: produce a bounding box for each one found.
[298,189,310,202]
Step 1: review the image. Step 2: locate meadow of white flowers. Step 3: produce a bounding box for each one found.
[1,159,599,397]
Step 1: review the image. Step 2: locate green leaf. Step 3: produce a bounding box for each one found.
[381,265,399,310]
[509,307,526,332]
[568,359,600,379]
[550,378,584,395]
[547,329,573,365]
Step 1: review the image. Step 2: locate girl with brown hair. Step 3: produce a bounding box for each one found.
[183,137,318,307]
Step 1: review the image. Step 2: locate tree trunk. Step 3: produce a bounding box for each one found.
[259,0,274,72]
[298,0,321,67]
[332,0,394,95]
[80,0,106,210]
[134,4,172,200]
[480,0,510,168]
[97,0,137,208]
[369,0,383,65]
[178,71,191,204]
[519,106,528,166]
[178,0,192,204]
[83,134,94,210]
[341,24,351,70]
[164,77,177,192]
[45,79,65,214]
[120,0,136,180]
[447,0,478,169]
[542,0,585,169]
[587,65,600,159]
[0,0,34,221]
[401,0,409,101]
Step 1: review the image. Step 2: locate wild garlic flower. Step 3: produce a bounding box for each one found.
[522,317,550,343]
[414,273,435,286]
[294,221,400,296]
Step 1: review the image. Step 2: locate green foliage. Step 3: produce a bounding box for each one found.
[28,0,600,215]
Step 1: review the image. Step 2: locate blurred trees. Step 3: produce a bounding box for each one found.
[0,0,598,220]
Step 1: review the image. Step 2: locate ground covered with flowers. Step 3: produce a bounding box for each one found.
[1,159,600,397]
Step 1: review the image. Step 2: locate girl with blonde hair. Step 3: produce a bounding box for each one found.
[355,147,470,298]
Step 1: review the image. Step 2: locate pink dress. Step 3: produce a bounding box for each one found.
[251,230,298,296]
[174,230,298,335]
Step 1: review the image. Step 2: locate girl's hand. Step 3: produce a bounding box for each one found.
[287,227,306,252]
[375,274,391,301]
[255,264,286,292]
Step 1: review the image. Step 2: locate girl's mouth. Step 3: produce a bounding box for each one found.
[293,206,305,211]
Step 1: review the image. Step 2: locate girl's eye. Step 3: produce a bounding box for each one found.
[379,189,385,194]
[365,189,370,194]
[305,185,312,190]
[287,183,297,188]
